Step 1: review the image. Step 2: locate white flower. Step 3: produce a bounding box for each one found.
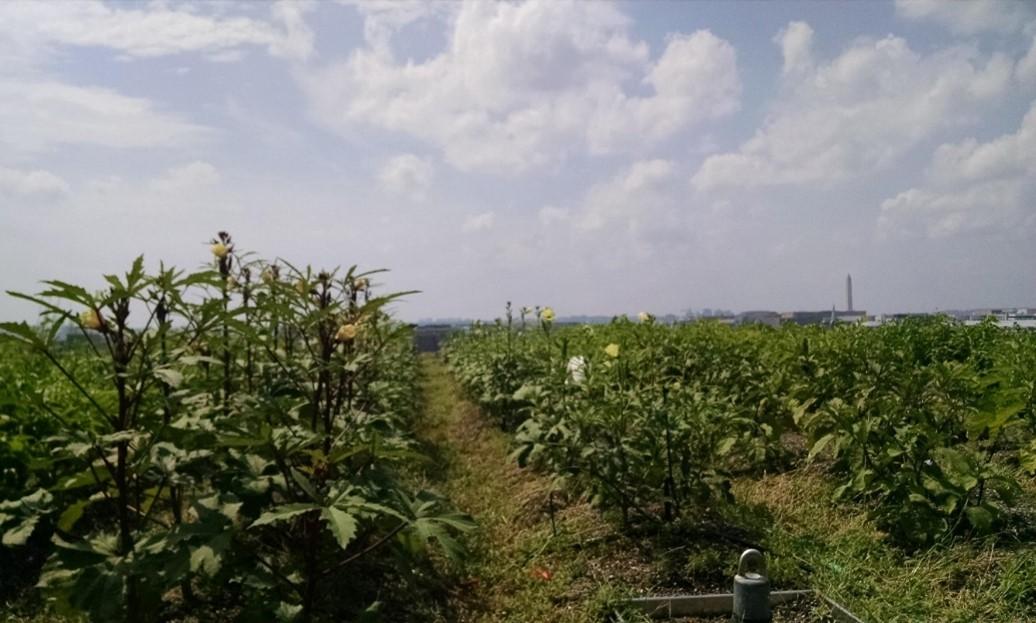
[566,356,587,384]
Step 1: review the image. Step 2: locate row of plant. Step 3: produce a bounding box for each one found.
[0,233,472,622]
[444,306,1036,546]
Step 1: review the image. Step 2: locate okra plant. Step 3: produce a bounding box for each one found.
[0,234,472,622]
[447,311,1034,546]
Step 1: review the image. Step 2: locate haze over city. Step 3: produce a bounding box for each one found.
[2,0,1035,322]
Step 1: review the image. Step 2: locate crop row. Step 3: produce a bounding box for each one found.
[0,233,471,622]
[445,306,1036,546]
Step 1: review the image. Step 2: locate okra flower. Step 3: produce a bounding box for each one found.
[604,343,620,358]
[211,242,229,258]
[335,323,358,342]
[80,309,104,331]
[567,356,587,384]
[541,307,555,323]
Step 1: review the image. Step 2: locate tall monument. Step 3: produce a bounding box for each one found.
[846,274,853,312]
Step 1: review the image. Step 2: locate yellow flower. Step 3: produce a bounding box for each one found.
[541,307,555,323]
[210,242,229,258]
[335,323,358,342]
[79,309,103,331]
[638,311,651,323]
[604,343,620,358]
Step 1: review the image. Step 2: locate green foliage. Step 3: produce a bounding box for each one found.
[446,310,793,526]
[0,235,472,622]
[446,311,1035,546]
[790,317,1031,545]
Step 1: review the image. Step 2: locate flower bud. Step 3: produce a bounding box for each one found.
[353,277,369,291]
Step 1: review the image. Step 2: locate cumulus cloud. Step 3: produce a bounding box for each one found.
[894,0,1035,36]
[301,1,740,173]
[575,159,678,233]
[0,166,69,198]
[879,101,1036,238]
[338,0,451,54]
[0,80,210,155]
[776,21,814,75]
[378,154,434,200]
[0,0,314,62]
[692,24,1013,191]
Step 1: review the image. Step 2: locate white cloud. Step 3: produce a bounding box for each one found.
[149,161,221,193]
[894,0,1035,36]
[1019,36,1036,85]
[692,25,1013,191]
[576,159,677,231]
[0,0,314,63]
[339,0,451,54]
[538,205,569,226]
[879,102,1036,238]
[0,166,69,197]
[878,182,1033,239]
[378,154,434,200]
[0,79,210,155]
[776,21,814,75]
[301,1,740,173]
[462,212,495,233]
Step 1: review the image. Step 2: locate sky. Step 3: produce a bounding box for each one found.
[1,0,1035,322]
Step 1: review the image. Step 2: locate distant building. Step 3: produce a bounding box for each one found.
[781,310,867,326]
[735,311,781,327]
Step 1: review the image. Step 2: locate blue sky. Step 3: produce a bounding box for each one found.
[1,0,1035,321]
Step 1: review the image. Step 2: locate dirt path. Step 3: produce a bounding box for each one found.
[414,355,644,623]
